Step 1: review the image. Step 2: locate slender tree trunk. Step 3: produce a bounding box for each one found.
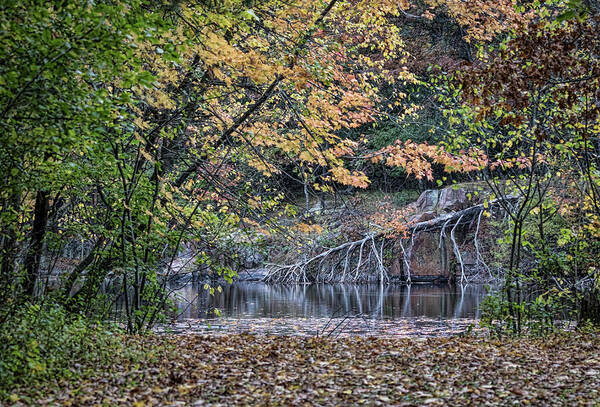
[24,190,50,297]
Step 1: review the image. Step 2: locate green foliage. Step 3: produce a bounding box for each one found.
[0,0,249,333]
[390,189,421,207]
[556,0,592,21]
[368,116,443,151]
[480,287,567,336]
[0,303,163,393]
[0,0,158,192]
[434,2,600,334]
[481,201,600,335]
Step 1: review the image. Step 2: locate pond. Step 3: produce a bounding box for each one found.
[161,282,491,337]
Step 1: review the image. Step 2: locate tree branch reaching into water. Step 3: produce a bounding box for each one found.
[266,197,518,283]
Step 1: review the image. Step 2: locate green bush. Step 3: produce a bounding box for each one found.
[391,189,421,207]
[479,286,567,336]
[0,303,157,394]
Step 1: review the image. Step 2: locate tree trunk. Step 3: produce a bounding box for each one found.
[580,288,600,325]
[23,190,49,297]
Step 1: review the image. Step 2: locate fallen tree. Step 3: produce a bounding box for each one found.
[265,196,518,284]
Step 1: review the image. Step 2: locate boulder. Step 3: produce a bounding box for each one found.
[239,247,265,269]
[413,186,474,216]
[235,268,268,282]
[414,189,441,213]
[461,251,477,266]
[437,187,469,213]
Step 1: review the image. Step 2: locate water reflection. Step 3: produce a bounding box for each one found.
[170,282,488,320]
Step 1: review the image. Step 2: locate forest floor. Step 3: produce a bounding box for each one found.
[7,333,600,406]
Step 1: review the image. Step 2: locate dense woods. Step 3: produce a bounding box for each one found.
[1,0,600,403]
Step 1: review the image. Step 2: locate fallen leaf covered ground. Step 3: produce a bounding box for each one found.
[8,333,600,406]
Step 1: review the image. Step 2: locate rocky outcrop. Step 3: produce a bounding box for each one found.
[438,187,470,212]
[236,268,269,281]
[414,189,441,213]
[411,186,475,218]
[398,185,485,282]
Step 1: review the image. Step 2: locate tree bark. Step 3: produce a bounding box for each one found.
[23,190,50,297]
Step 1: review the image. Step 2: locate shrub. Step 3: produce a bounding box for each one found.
[0,303,161,394]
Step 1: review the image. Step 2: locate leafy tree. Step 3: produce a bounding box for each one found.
[440,2,600,332]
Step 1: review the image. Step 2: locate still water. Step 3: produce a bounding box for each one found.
[170,282,488,321]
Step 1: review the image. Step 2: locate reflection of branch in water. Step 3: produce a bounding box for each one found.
[342,284,350,313]
[378,283,386,319]
[453,283,466,321]
[316,281,420,337]
[402,284,412,317]
[353,285,363,315]
[166,281,490,336]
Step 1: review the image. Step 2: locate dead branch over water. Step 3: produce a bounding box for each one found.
[265,197,518,283]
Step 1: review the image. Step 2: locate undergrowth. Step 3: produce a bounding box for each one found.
[0,303,171,399]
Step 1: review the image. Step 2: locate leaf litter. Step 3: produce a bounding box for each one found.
[6,333,600,406]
